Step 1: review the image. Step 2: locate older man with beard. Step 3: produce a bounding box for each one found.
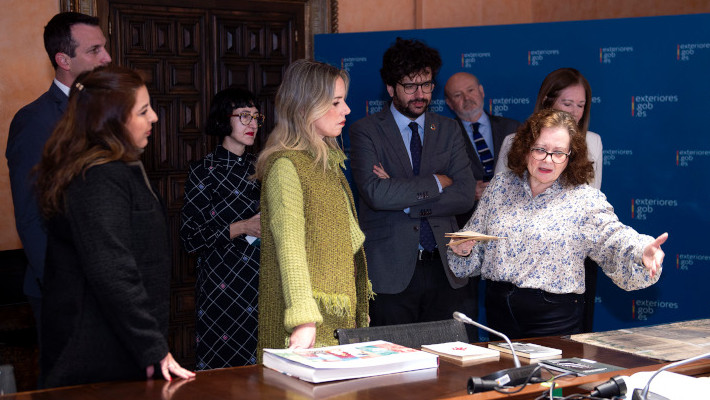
[349,38,475,330]
[444,72,521,227]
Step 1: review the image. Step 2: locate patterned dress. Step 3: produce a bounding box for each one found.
[180,145,260,369]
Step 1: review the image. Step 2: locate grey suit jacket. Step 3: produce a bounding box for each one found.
[7,82,68,297]
[454,112,521,227]
[349,109,475,294]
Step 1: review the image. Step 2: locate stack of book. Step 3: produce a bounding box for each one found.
[421,341,500,366]
[487,342,562,364]
[262,340,439,383]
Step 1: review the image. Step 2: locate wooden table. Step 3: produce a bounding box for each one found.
[3,336,709,399]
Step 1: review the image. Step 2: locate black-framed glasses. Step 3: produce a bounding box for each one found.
[530,147,571,164]
[231,112,265,127]
[397,80,435,94]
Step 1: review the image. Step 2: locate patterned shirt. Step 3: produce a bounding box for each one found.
[447,171,661,294]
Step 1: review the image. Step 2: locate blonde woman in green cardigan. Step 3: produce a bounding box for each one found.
[254,60,372,360]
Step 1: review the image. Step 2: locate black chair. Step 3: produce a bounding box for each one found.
[334,319,469,349]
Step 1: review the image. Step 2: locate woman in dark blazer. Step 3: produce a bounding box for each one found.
[35,66,194,388]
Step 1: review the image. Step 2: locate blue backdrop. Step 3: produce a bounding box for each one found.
[314,13,710,332]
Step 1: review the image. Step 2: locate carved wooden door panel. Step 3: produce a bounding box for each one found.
[105,0,305,368]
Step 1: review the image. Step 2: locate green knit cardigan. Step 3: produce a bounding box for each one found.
[257,150,371,362]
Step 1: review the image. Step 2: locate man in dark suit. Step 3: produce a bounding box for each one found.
[443,72,521,339]
[6,12,111,330]
[349,38,475,328]
[444,72,521,227]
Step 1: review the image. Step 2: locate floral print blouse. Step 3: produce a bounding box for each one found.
[447,171,661,294]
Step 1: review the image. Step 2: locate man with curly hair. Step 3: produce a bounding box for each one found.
[349,38,476,329]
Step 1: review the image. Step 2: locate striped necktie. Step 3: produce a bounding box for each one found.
[471,122,494,178]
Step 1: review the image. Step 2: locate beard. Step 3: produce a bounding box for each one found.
[392,95,430,119]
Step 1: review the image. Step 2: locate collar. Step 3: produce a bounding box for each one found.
[214,145,251,167]
[54,79,70,97]
[521,171,564,198]
[390,102,426,133]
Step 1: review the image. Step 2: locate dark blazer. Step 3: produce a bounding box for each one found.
[6,82,68,298]
[349,109,476,294]
[41,161,170,388]
[454,112,521,227]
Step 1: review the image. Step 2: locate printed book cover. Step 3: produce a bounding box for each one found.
[421,341,500,366]
[539,357,624,376]
[487,342,562,359]
[263,340,439,383]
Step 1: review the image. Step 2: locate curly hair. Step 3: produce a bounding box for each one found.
[534,67,592,134]
[36,66,146,217]
[380,37,442,87]
[205,87,258,138]
[507,108,594,187]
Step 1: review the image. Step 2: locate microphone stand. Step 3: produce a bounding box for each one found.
[633,351,710,400]
[453,311,521,367]
[453,312,541,393]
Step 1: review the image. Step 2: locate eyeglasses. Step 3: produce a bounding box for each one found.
[530,147,571,164]
[397,80,435,94]
[231,112,265,127]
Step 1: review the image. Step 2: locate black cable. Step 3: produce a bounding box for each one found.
[492,364,544,394]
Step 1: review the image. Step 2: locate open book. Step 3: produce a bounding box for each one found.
[445,231,505,246]
[263,340,439,383]
[421,341,500,366]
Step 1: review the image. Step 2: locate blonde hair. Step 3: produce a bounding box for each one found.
[254,59,349,179]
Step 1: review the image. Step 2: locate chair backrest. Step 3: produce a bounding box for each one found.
[334,319,469,349]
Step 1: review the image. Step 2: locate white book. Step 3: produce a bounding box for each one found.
[263,340,439,383]
[421,341,500,366]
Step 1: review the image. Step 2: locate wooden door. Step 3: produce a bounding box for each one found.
[103,0,306,367]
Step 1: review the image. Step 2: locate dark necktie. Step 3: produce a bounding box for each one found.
[409,122,437,252]
[471,122,494,178]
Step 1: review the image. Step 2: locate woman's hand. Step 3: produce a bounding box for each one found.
[229,213,261,239]
[289,322,316,349]
[146,352,196,381]
[448,238,477,257]
[642,232,668,278]
[373,163,390,179]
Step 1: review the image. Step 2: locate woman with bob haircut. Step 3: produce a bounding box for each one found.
[448,108,667,340]
[180,87,262,368]
[36,66,194,388]
[254,59,371,359]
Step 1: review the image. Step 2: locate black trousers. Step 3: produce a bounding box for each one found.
[485,280,584,340]
[369,250,474,331]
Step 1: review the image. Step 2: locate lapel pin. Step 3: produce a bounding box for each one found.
[430,123,436,131]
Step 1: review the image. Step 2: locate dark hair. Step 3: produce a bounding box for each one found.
[205,87,258,138]
[380,37,442,87]
[44,12,101,69]
[534,67,592,134]
[37,66,146,217]
[507,108,594,187]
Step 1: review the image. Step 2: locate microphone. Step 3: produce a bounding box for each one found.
[632,351,710,400]
[453,311,522,367]
[453,311,541,393]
